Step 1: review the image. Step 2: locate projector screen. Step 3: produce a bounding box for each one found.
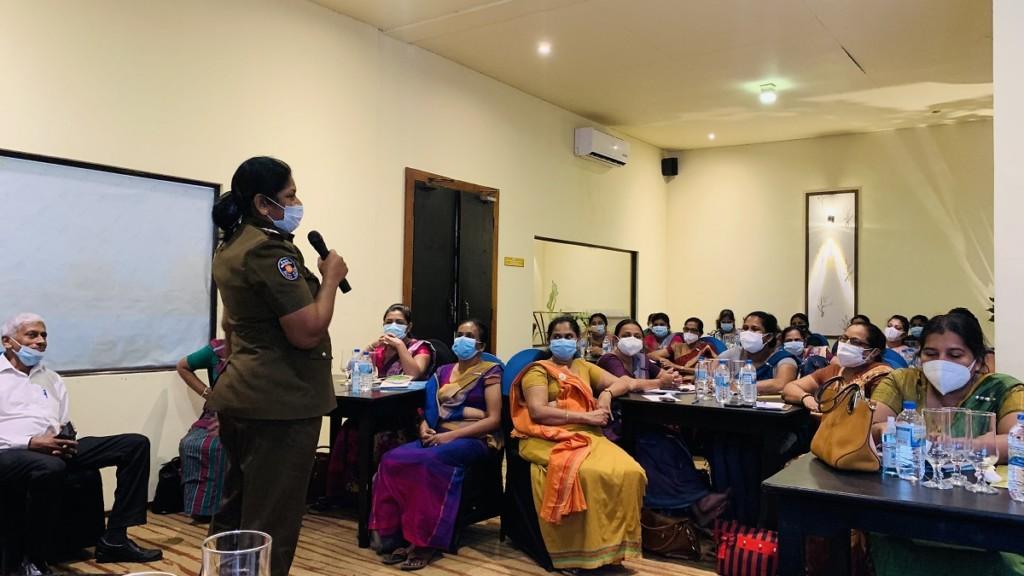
[0,150,218,374]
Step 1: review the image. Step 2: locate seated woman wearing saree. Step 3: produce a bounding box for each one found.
[175,332,231,521]
[318,303,435,511]
[718,311,799,394]
[782,322,891,412]
[780,326,835,378]
[868,313,1024,575]
[512,315,647,571]
[644,312,682,360]
[369,319,500,570]
[598,319,729,525]
[708,308,738,349]
[659,316,717,374]
[366,303,434,379]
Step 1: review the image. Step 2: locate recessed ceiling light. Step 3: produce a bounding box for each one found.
[759,83,777,105]
[708,133,716,140]
[537,41,552,56]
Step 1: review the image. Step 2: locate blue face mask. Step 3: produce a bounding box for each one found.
[451,336,479,361]
[383,323,408,339]
[8,339,45,367]
[651,325,669,338]
[549,338,577,362]
[908,326,924,338]
[591,324,606,336]
[721,322,735,333]
[264,195,304,234]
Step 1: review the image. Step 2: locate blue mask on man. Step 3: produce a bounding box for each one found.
[549,338,577,362]
[451,336,479,361]
[9,340,44,367]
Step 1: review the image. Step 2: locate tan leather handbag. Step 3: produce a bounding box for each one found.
[810,376,880,471]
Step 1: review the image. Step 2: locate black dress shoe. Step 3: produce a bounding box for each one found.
[95,537,163,563]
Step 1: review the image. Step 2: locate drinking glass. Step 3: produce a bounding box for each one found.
[946,408,970,487]
[202,530,272,576]
[966,410,999,494]
[922,409,951,489]
[729,360,745,404]
[694,359,710,402]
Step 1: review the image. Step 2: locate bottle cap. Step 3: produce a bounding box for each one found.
[902,400,916,410]
[1018,413,1024,422]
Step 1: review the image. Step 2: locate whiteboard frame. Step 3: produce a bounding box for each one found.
[0,148,220,376]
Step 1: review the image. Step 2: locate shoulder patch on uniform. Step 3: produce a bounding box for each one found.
[277,257,300,281]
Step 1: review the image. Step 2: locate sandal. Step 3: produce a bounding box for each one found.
[381,547,409,565]
[400,549,436,571]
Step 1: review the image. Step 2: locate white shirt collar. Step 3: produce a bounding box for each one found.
[0,352,47,377]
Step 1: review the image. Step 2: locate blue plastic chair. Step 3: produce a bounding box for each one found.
[481,352,504,366]
[501,348,544,396]
[699,336,727,354]
[498,347,553,569]
[882,348,909,370]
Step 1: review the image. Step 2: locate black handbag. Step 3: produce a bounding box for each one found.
[150,457,183,514]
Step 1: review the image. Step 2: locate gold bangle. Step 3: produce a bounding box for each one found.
[565,409,570,424]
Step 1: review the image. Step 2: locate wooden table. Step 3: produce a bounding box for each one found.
[763,454,1024,575]
[328,381,425,548]
[618,393,806,524]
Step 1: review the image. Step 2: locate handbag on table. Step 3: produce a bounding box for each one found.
[810,371,888,472]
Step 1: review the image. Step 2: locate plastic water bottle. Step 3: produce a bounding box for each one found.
[1008,413,1024,502]
[602,336,613,355]
[694,357,708,401]
[896,401,925,481]
[739,360,757,405]
[881,416,898,477]
[344,348,360,382]
[352,352,370,392]
[714,359,730,405]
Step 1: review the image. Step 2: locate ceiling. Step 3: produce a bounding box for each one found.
[313,0,992,150]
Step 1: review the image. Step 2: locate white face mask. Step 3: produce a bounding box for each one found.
[617,336,644,357]
[739,330,766,354]
[836,341,869,368]
[884,326,905,342]
[682,332,699,345]
[923,359,975,395]
[783,341,805,356]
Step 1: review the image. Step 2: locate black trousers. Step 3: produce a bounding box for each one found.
[0,434,151,560]
[210,415,320,576]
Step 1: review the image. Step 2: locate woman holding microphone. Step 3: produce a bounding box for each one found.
[209,156,347,576]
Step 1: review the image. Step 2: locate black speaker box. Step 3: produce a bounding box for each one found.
[661,157,678,176]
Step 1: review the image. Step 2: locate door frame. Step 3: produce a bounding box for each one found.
[403,167,500,350]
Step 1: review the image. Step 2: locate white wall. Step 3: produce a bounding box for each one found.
[994,1,1024,376]
[0,0,667,503]
[665,121,994,342]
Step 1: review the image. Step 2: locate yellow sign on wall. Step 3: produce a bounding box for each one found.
[503,256,525,268]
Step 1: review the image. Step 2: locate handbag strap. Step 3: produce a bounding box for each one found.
[815,376,863,414]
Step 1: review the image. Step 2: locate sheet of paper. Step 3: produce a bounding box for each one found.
[755,401,787,411]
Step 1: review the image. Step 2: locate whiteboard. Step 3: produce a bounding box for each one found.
[0,151,217,374]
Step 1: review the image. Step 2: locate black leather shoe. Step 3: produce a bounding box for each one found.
[95,537,163,563]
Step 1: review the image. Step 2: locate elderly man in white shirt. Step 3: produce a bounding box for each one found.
[0,313,162,575]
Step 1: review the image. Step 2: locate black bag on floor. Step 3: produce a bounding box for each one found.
[151,457,183,514]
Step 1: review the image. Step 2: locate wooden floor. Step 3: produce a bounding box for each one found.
[57,511,716,575]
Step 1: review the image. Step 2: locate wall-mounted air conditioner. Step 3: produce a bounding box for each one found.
[574,127,629,167]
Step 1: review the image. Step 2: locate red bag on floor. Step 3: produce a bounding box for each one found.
[715,520,778,576]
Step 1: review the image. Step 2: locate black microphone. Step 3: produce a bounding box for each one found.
[307,230,352,293]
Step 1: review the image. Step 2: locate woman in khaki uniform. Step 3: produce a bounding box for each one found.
[209,156,347,576]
